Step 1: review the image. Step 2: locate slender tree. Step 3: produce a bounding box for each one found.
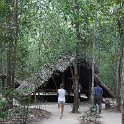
[121,34,124,123]
[91,0,98,104]
[6,0,19,88]
[71,0,82,113]
[115,0,124,111]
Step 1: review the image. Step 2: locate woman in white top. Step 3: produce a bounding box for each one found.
[58,83,66,119]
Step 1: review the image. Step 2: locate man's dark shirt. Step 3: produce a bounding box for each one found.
[94,86,103,97]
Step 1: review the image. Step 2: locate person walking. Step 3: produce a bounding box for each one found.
[58,83,66,119]
[94,81,103,114]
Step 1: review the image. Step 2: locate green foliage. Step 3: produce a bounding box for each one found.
[90,105,97,115]
[0,0,123,98]
[0,98,7,110]
[0,98,8,121]
[78,105,101,124]
[4,89,15,98]
[0,0,123,122]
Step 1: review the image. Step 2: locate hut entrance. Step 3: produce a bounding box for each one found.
[37,64,92,103]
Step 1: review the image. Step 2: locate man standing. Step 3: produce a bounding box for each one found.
[94,82,103,114]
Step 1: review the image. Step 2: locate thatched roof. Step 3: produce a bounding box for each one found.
[15,56,75,96]
[94,74,115,98]
[15,56,114,98]
[0,74,6,78]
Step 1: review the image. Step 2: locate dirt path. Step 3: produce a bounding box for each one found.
[37,102,121,124]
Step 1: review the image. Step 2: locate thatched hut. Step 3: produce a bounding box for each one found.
[15,56,115,102]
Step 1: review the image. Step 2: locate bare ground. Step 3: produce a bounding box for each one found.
[0,102,121,124]
[37,102,121,124]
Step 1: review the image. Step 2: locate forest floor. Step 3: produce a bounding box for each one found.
[37,102,121,124]
[0,103,51,124]
[1,101,121,124]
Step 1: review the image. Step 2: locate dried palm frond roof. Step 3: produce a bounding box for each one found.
[15,55,91,97]
[0,74,6,78]
[15,56,75,96]
[15,55,114,98]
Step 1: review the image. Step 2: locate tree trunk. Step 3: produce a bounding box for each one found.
[116,0,124,112]
[7,40,13,88]
[7,0,18,88]
[72,0,81,113]
[91,0,97,104]
[121,34,124,123]
[6,0,18,108]
[116,33,124,111]
[122,66,124,123]
[72,57,79,113]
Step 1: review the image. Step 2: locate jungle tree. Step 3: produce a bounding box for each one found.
[121,34,124,124]
[115,0,124,111]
